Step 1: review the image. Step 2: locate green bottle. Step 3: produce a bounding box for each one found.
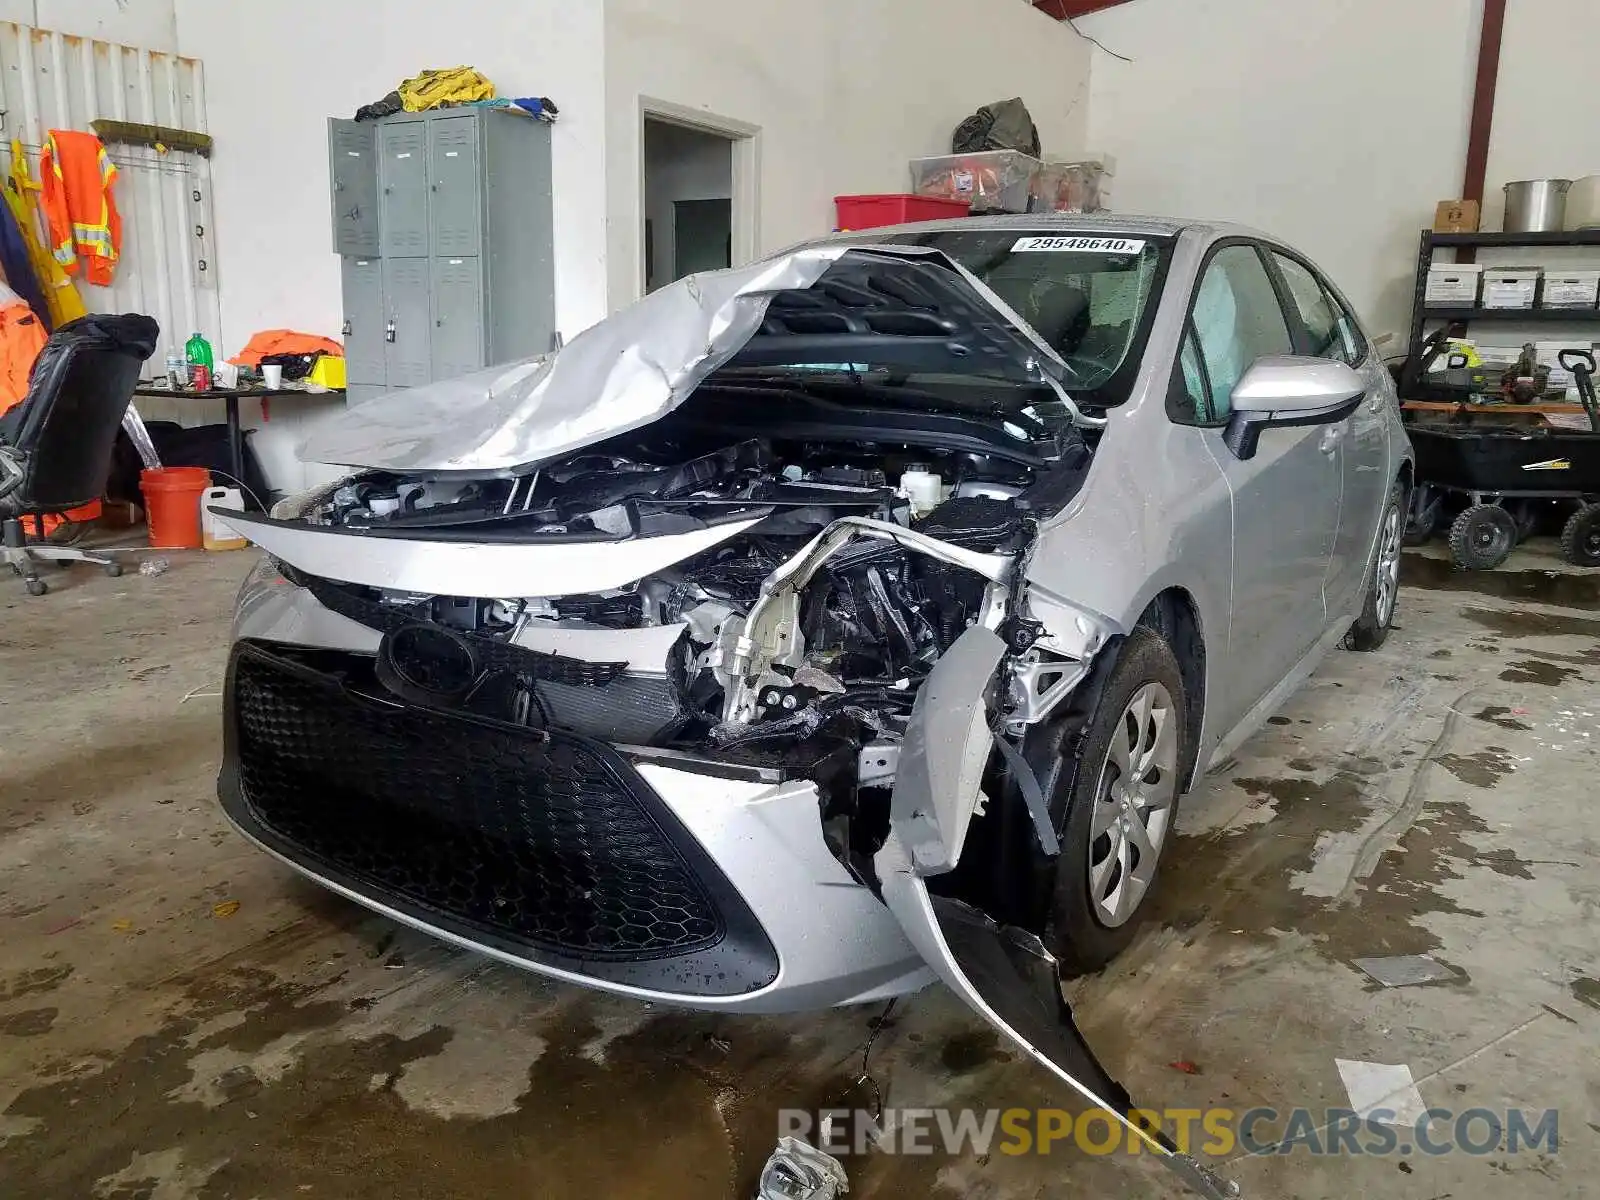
[185,331,213,370]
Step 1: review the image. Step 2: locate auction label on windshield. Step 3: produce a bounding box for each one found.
[1011,235,1146,254]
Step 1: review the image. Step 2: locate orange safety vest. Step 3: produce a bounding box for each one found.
[39,130,121,287]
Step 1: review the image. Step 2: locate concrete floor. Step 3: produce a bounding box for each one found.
[1,541,1597,1199]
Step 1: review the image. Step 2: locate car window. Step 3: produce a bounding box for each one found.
[1177,323,1213,422]
[1273,253,1365,366]
[1171,244,1294,425]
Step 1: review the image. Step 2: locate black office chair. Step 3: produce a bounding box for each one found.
[0,313,160,596]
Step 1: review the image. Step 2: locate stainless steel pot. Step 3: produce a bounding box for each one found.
[1503,179,1571,233]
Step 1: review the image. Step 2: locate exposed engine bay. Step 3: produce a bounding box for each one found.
[273,374,1097,879]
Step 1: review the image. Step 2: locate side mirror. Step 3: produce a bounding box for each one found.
[1223,356,1366,461]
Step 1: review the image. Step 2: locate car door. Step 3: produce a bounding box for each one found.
[1173,243,1343,726]
[1269,251,1389,617]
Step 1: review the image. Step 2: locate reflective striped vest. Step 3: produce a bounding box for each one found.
[39,130,121,286]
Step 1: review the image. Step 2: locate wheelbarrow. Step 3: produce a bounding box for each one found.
[1405,348,1600,570]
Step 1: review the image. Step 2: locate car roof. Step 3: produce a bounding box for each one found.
[820,212,1275,245]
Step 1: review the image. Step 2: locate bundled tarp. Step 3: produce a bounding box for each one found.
[399,67,495,112]
[952,98,1042,157]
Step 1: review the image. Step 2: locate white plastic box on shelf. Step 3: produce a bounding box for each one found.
[1540,271,1600,309]
[1425,264,1482,305]
[1481,267,1542,310]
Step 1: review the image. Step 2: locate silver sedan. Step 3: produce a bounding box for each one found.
[221,215,1410,1197]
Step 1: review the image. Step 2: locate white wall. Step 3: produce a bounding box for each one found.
[643,121,732,289]
[1480,0,1600,233]
[1079,0,1479,341]
[172,0,606,490]
[0,0,177,50]
[604,0,1093,310]
[1078,0,1600,343]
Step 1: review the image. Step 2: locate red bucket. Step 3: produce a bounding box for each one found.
[139,466,212,549]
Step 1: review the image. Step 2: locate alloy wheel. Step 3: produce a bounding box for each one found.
[1088,681,1178,928]
[1375,504,1402,628]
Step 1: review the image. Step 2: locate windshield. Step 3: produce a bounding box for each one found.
[838,229,1171,407]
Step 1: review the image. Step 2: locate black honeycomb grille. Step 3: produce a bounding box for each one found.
[232,647,724,960]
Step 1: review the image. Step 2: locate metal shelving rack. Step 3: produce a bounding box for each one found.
[1400,227,1600,396]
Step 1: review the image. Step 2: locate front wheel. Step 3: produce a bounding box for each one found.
[1449,503,1516,571]
[1346,481,1405,651]
[1044,626,1187,975]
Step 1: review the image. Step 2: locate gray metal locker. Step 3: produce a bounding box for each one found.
[332,108,555,395]
[329,120,379,257]
[340,256,387,386]
[429,116,482,257]
[382,258,433,388]
[431,256,484,380]
[378,123,430,257]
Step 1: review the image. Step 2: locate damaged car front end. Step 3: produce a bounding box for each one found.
[220,231,1238,1196]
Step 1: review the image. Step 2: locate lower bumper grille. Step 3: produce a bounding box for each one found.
[225,643,762,973]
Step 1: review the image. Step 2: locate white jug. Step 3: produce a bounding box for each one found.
[201,486,248,551]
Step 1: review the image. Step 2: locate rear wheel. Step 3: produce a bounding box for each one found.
[1044,627,1187,975]
[1561,504,1600,567]
[1449,503,1516,571]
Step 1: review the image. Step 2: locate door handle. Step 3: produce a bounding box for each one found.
[1319,424,1344,455]
[385,319,396,344]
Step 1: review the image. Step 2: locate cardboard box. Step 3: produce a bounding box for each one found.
[1482,267,1541,310]
[1540,271,1600,309]
[1434,200,1481,233]
[1425,264,1482,305]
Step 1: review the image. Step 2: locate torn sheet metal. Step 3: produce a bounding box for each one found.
[299,245,1077,475]
[874,840,1240,1199]
[892,625,1008,874]
[874,652,1239,1199]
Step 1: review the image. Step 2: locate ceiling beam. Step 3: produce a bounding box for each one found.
[1032,0,1138,19]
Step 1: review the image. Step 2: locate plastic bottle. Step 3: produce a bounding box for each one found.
[185,332,214,391]
[185,331,214,370]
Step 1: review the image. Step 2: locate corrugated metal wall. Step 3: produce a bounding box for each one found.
[0,21,217,370]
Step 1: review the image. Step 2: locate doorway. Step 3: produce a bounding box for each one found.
[643,119,734,292]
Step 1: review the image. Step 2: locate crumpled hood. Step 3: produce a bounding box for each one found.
[300,244,1071,475]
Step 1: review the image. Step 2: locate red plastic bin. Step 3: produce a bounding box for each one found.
[835,194,970,231]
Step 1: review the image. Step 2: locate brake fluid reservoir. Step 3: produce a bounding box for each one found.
[897,464,943,518]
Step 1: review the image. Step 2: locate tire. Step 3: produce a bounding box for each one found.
[1449,504,1516,571]
[1403,486,1440,547]
[1346,482,1405,652]
[1043,626,1187,975]
[1561,504,1600,567]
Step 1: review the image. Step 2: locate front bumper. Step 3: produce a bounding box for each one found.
[222,580,932,1011]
